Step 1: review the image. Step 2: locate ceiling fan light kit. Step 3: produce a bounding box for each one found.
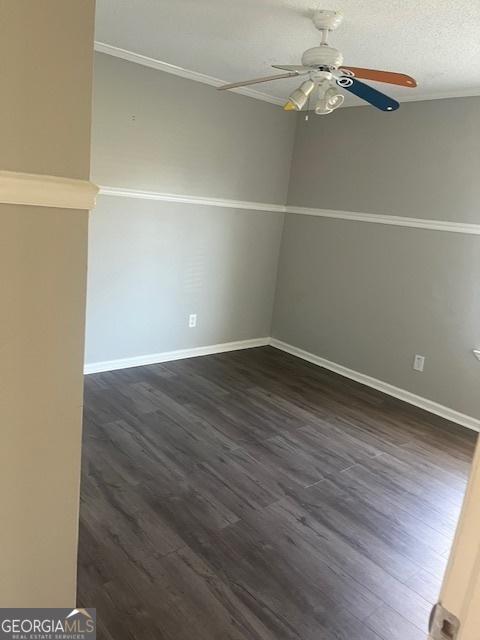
[315,85,345,114]
[284,79,316,111]
[218,9,417,116]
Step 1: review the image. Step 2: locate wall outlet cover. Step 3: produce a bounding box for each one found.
[413,354,425,372]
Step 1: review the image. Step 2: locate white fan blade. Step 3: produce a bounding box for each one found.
[218,72,299,91]
[272,64,310,73]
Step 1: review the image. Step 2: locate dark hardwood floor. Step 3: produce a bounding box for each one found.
[78,346,477,640]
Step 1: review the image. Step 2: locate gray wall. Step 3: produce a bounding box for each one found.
[274,97,480,418]
[88,52,480,419]
[86,197,283,363]
[287,97,480,223]
[92,53,295,203]
[273,216,480,417]
[86,53,293,365]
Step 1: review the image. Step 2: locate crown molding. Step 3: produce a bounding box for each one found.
[98,185,285,213]
[0,171,99,210]
[375,87,480,106]
[94,42,480,110]
[94,42,285,106]
[343,87,480,109]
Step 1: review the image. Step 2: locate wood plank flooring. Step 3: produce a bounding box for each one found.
[78,346,477,640]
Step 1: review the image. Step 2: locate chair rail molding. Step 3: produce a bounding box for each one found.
[285,205,480,235]
[98,185,285,213]
[98,185,480,235]
[0,170,99,210]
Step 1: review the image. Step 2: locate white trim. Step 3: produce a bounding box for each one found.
[357,87,480,107]
[84,337,270,374]
[284,205,480,235]
[94,42,480,110]
[98,186,285,213]
[85,334,480,431]
[270,338,480,432]
[97,186,480,235]
[343,88,480,109]
[94,42,285,106]
[0,171,99,210]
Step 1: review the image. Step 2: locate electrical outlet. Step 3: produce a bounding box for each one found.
[188,313,197,328]
[413,354,425,372]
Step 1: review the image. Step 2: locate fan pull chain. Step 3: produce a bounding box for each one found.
[305,89,311,121]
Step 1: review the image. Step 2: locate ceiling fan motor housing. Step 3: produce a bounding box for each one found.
[301,45,344,69]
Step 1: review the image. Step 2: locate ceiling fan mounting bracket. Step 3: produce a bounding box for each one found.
[312,10,343,32]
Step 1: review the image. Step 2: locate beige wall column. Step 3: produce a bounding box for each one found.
[433,439,480,639]
[0,1,96,606]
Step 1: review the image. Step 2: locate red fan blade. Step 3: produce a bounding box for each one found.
[340,66,417,88]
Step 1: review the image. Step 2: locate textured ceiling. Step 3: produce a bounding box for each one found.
[95,0,480,107]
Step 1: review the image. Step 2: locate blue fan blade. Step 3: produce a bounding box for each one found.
[337,77,399,111]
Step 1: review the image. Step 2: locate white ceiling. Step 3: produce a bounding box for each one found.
[95,0,480,107]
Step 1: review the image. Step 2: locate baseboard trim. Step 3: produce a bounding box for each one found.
[270,338,480,432]
[84,335,480,431]
[84,337,270,374]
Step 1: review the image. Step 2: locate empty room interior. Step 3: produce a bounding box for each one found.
[3,1,480,639]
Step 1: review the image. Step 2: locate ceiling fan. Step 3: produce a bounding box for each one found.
[218,10,417,115]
